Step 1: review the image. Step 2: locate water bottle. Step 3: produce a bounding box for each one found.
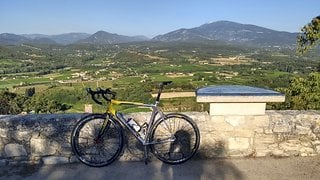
[127,118,141,132]
[139,128,146,140]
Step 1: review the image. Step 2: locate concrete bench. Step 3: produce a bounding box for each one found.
[196,85,285,115]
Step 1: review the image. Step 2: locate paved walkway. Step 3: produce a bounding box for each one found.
[1,156,320,180]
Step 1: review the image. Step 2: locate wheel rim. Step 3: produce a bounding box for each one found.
[151,116,199,164]
[73,117,122,166]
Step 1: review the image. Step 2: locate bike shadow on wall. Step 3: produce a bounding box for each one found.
[159,132,244,180]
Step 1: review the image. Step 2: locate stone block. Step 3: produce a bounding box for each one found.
[299,147,314,155]
[212,121,234,132]
[4,144,27,157]
[197,122,216,132]
[279,141,301,152]
[271,149,289,157]
[312,140,320,146]
[296,113,317,122]
[30,137,60,156]
[0,159,7,166]
[42,156,69,165]
[254,149,272,157]
[14,130,31,141]
[315,145,320,153]
[200,134,220,145]
[0,128,7,138]
[264,128,273,134]
[226,130,254,138]
[225,116,246,127]
[300,141,312,148]
[228,137,250,151]
[254,128,264,133]
[210,115,225,123]
[296,125,311,135]
[273,125,291,133]
[60,143,72,155]
[254,134,276,145]
[253,115,270,127]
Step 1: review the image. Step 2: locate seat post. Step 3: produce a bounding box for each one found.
[156,83,164,102]
[155,81,172,103]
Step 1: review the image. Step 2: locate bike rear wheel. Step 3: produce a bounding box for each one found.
[71,114,123,167]
[150,113,200,164]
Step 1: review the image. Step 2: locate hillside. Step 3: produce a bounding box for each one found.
[153,21,298,47]
[0,33,30,45]
[76,31,149,44]
[22,33,91,45]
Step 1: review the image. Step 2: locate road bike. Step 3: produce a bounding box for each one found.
[71,81,200,167]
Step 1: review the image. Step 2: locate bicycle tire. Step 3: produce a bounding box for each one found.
[150,113,200,164]
[71,114,124,167]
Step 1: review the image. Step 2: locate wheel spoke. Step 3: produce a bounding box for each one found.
[71,115,123,167]
[151,115,200,164]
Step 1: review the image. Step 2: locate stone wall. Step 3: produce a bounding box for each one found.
[191,110,320,158]
[0,111,319,165]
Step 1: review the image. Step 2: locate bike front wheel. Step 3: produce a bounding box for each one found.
[150,113,200,164]
[71,114,124,167]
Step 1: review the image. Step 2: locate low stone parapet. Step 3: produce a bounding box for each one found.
[0,111,320,165]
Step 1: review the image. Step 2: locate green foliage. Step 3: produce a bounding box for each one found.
[0,89,25,114]
[276,73,320,110]
[19,87,80,114]
[25,94,71,114]
[45,88,84,105]
[116,82,153,104]
[297,16,320,54]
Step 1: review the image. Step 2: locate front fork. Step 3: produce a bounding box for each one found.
[94,114,110,143]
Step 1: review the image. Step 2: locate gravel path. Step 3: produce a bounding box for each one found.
[1,156,320,180]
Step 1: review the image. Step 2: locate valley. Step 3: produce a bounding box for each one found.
[0,20,319,114]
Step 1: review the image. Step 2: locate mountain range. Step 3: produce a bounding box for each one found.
[153,21,298,47]
[22,33,91,45]
[76,31,149,44]
[0,21,299,47]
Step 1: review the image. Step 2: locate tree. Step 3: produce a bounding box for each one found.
[25,93,71,114]
[47,100,63,114]
[0,90,15,114]
[297,16,320,54]
[277,73,320,110]
[0,90,25,114]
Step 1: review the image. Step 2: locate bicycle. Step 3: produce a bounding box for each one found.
[71,81,200,167]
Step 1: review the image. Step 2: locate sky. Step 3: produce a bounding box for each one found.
[0,0,319,38]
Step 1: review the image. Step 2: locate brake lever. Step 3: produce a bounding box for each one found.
[102,88,116,101]
[92,94,103,105]
[86,88,103,105]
